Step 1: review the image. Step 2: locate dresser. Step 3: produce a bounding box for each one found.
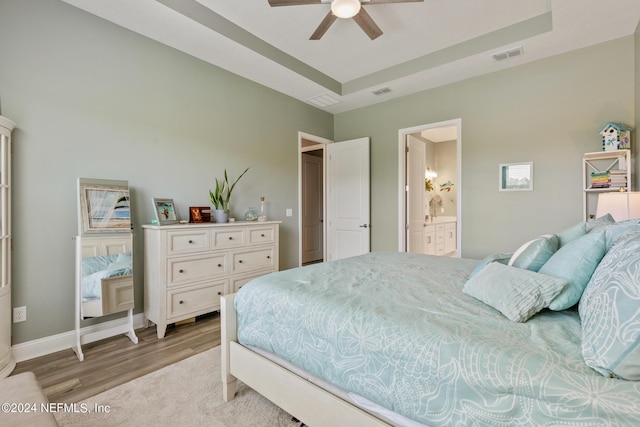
[143,221,280,338]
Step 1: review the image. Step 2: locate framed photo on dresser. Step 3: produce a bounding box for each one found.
[152,198,179,225]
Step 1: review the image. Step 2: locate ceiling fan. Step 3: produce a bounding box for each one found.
[268,0,424,40]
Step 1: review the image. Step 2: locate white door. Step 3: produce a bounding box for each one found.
[327,137,370,261]
[302,153,324,264]
[406,136,426,253]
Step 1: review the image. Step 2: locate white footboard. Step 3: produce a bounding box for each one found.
[219,294,391,426]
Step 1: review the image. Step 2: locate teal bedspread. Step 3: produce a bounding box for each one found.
[235,251,640,426]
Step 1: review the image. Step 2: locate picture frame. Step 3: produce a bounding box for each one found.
[152,198,179,225]
[78,178,131,235]
[189,206,211,223]
[499,162,533,191]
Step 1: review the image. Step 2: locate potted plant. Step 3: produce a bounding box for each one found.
[209,167,250,223]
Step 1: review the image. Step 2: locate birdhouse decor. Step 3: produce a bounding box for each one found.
[600,122,632,152]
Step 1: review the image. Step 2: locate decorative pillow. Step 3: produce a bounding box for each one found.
[469,252,513,278]
[580,229,640,380]
[556,221,586,247]
[539,229,606,311]
[508,235,558,272]
[605,220,640,249]
[463,262,567,323]
[585,213,615,232]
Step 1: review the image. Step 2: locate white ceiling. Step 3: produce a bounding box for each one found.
[61,0,640,114]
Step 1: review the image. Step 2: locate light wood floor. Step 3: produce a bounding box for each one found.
[10,312,221,403]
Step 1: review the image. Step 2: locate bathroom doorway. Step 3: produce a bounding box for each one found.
[398,119,461,256]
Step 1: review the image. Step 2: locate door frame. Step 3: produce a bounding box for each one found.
[298,132,333,267]
[397,118,462,256]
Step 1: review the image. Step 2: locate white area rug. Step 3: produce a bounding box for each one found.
[55,346,301,427]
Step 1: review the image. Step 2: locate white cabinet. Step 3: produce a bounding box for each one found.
[0,116,14,378]
[582,150,632,221]
[424,220,456,256]
[143,221,279,338]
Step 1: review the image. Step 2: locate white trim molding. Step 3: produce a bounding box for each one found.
[12,313,146,363]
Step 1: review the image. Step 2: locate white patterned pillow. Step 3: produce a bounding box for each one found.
[580,228,640,380]
[463,262,567,323]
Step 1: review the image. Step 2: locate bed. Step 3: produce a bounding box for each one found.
[221,218,640,426]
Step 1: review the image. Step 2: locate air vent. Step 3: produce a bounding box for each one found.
[492,46,524,61]
[307,93,341,108]
[372,87,391,96]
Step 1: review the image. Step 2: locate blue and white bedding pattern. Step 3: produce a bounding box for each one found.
[81,253,132,301]
[235,251,640,426]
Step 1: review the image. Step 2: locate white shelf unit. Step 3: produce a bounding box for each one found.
[582,150,632,221]
[0,116,15,378]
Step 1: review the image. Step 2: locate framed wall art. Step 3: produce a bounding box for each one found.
[152,198,179,225]
[77,178,132,235]
[499,162,533,192]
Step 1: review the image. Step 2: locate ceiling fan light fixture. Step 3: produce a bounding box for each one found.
[331,0,361,19]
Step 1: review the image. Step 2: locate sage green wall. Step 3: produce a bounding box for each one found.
[335,37,636,259]
[0,0,333,344]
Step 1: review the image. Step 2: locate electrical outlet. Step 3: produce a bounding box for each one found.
[286,208,293,217]
[13,306,26,323]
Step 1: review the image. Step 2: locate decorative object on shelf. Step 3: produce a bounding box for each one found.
[600,122,632,151]
[244,206,258,221]
[209,167,250,223]
[189,206,210,223]
[152,198,179,225]
[258,196,268,221]
[425,179,434,192]
[596,192,640,222]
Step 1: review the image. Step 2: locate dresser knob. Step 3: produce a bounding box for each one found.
[179,300,184,305]
[217,291,222,296]
[267,256,271,259]
[217,263,222,267]
[179,269,184,273]
[188,240,193,244]
[261,234,265,237]
[238,260,243,263]
[228,236,233,240]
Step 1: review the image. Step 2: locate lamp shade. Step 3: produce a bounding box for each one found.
[596,192,640,222]
[331,0,361,18]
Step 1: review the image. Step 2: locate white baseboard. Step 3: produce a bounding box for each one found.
[12,313,147,363]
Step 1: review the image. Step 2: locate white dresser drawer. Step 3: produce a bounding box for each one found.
[211,228,246,249]
[231,247,275,274]
[248,225,276,245]
[166,281,226,319]
[231,270,272,293]
[167,230,209,255]
[167,254,227,286]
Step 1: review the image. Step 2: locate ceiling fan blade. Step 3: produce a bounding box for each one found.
[268,0,322,6]
[310,11,337,40]
[352,8,383,40]
[365,0,424,4]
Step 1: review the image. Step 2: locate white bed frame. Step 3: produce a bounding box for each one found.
[220,294,391,427]
[73,235,138,361]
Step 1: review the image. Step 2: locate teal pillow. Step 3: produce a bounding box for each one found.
[605,220,640,249]
[508,235,558,272]
[539,229,606,311]
[469,252,513,278]
[580,228,640,380]
[556,221,586,247]
[586,213,615,232]
[463,262,567,323]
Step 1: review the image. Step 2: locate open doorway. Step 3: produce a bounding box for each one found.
[298,132,331,266]
[398,119,462,256]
